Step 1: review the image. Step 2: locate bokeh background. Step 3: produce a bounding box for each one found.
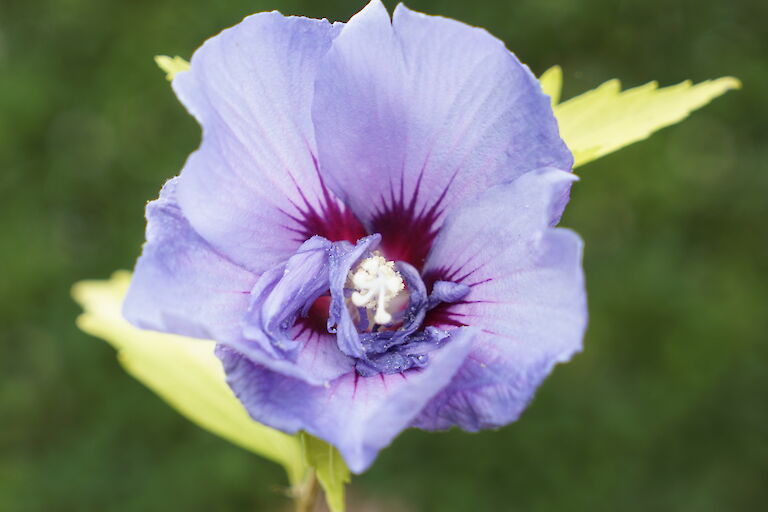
[1,0,766,510]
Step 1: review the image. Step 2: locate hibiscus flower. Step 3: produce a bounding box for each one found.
[123,0,587,473]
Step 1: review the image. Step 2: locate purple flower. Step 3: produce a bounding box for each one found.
[124,0,587,473]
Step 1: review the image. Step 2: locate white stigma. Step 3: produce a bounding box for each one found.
[349,254,405,325]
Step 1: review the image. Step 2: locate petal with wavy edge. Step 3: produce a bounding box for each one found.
[240,236,354,383]
[312,1,571,265]
[415,169,587,430]
[173,12,353,273]
[217,326,476,473]
[123,178,257,342]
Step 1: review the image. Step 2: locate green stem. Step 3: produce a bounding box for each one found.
[294,469,319,512]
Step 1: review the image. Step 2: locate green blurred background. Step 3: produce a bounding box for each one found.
[1,0,765,510]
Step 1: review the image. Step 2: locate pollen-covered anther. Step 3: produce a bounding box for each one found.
[349,254,405,325]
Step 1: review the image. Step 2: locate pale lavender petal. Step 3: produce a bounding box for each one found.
[123,178,257,341]
[124,181,352,386]
[172,12,361,273]
[414,169,587,430]
[312,1,571,265]
[224,319,355,387]
[217,326,476,473]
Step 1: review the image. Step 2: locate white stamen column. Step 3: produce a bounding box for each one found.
[349,254,405,325]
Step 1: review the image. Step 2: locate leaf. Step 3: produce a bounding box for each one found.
[552,75,740,168]
[539,65,562,106]
[154,55,190,81]
[301,433,351,512]
[71,271,307,487]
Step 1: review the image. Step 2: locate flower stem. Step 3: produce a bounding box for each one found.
[294,469,319,512]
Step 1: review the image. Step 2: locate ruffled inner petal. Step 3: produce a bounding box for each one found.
[324,235,470,376]
[243,236,333,355]
[238,236,354,384]
[327,235,382,358]
[226,230,476,386]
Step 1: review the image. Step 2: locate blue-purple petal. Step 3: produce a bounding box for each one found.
[123,178,256,342]
[172,12,350,273]
[235,237,355,385]
[312,1,572,247]
[217,326,476,473]
[415,169,587,430]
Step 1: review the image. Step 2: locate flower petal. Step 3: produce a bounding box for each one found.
[124,181,351,386]
[243,236,333,355]
[217,326,476,473]
[415,169,587,430]
[123,178,257,342]
[312,1,571,264]
[239,236,355,384]
[172,12,358,273]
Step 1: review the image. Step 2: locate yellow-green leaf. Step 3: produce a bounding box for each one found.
[552,75,740,168]
[301,433,350,512]
[539,65,563,106]
[71,271,307,487]
[154,55,190,81]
